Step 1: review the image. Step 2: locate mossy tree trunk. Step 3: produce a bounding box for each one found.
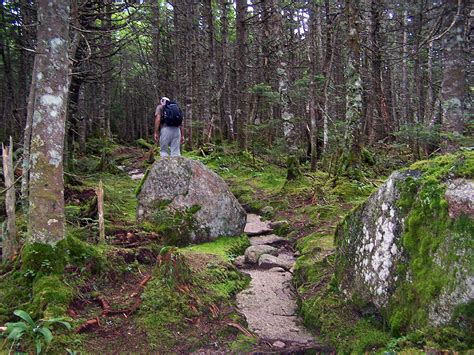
[440,0,467,153]
[343,0,363,167]
[27,0,70,244]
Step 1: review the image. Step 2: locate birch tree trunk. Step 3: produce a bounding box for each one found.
[27,0,70,244]
[268,0,300,179]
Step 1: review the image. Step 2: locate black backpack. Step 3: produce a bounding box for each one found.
[162,101,183,127]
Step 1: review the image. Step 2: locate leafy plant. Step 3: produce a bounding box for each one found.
[1,309,71,354]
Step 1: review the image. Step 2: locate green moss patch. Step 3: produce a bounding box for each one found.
[389,152,474,335]
[31,275,74,318]
[22,242,67,278]
[182,234,250,260]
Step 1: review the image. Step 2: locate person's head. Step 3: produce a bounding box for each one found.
[160,97,170,105]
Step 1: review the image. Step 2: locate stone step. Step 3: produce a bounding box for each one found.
[244,245,279,264]
[249,234,288,247]
[244,213,273,236]
[258,253,295,271]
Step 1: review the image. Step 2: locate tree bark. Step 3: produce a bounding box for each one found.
[440,0,466,152]
[345,0,363,164]
[268,0,300,179]
[27,0,70,244]
[235,0,249,149]
[2,136,18,261]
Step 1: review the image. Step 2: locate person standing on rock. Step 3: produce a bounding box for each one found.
[154,97,185,156]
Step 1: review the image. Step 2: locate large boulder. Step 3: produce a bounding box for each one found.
[137,157,246,242]
[335,153,473,334]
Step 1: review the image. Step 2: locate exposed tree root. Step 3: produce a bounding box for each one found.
[74,274,152,333]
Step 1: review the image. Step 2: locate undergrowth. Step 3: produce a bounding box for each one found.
[138,247,249,350]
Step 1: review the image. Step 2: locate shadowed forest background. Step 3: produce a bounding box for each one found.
[1,0,471,164]
[0,0,472,353]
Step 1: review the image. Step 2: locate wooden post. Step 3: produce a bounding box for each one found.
[2,136,18,261]
[96,180,105,244]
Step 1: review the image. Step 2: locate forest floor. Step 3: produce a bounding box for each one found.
[0,140,413,353]
[69,141,405,353]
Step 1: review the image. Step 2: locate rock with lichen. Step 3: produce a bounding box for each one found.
[137,157,246,243]
[335,152,474,334]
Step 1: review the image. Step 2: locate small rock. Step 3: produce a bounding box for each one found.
[234,255,246,268]
[293,250,301,257]
[249,234,288,247]
[272,341,286,349]
[244,245,279,264]
[130,173,145,181]
[258,254,294,271]
[245,214,273,236]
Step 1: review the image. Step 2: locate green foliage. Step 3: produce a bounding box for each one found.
[184,146,286,215]
[387,326,472,352]
[228,334,257,352]
[145,203,201,246]
[134,166,151,196]
[293,232,334,287]
[361,148,376,165]
[0,271,31,324]
[22,236,106,280]
[135,138,154,150]
[101,172,138,225]
[205,263,250,300]
[22,243,67,278]
[64,235,107,273]
[352,319,391,353]
[299,282,392,353]
[2,309,71,354]
[138,248,249,350]
[286,154,301,180]
[247,83,279,104]
[31,276,74,319]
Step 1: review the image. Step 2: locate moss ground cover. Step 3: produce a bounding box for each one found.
[138,247,250,351]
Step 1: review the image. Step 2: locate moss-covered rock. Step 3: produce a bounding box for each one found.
[335,152,474,336]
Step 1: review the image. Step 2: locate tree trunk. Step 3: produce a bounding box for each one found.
[203,0,217,143]
[268,0,300,179]
[2,137,18,261]
[345,0,363,165]
[27,0,70,244]
[235,0,249,149]
[400,8,409,126]
[440,0,466,152]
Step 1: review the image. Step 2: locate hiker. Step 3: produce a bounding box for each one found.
[154,97,185,157]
